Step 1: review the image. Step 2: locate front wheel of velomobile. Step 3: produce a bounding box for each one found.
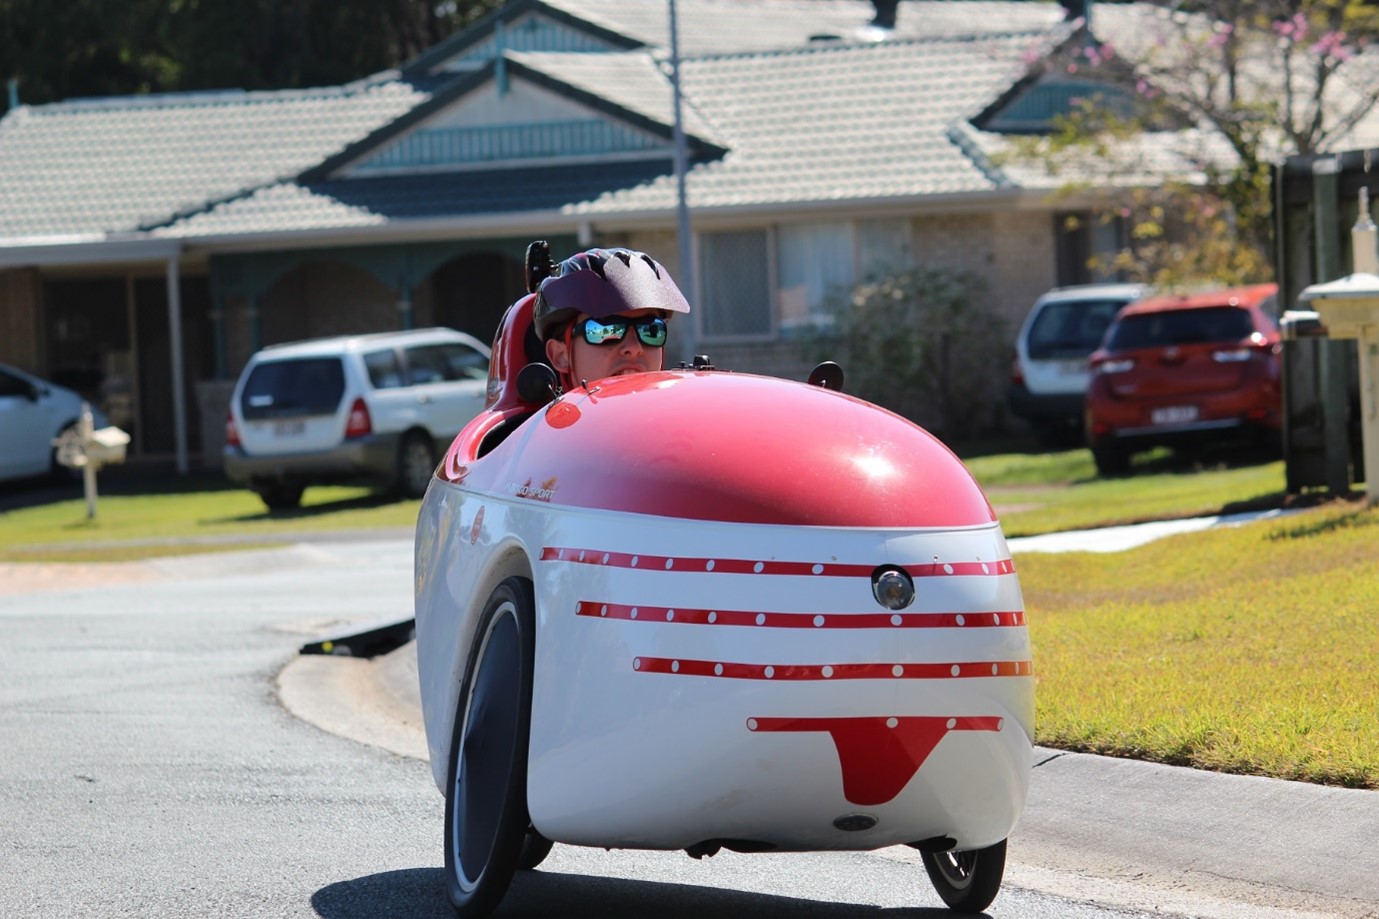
[921,838,1007,913]
[444,576,535,917]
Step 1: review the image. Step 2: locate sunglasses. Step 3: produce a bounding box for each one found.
[578,315,668,348]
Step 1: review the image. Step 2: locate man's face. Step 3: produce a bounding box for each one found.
[545,308,666,382]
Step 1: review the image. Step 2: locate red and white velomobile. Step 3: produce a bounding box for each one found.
[414,288,1033,916]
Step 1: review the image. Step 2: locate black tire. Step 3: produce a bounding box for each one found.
[444,577,536,917]
[257,483,304,511]
[921,838,1007,913]
[1091,443,1130,477]
[515,828,554,870]
[397,431,436,499]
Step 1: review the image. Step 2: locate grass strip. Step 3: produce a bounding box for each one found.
[1022,502,1379,788]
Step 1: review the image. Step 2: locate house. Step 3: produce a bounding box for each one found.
[0,0,1230,469]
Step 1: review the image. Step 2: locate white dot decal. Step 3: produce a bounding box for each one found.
[886,717,899,729]
[943,564,954,574]
[706,560,715,571]
[666,610,675,621]
[708,611,718,623]
[992,614,1000,625]
[981,563,990,573]
[950,664,961,676]
[891,614,902,626]
[813,615,825,627]
[576,602,584,613]
[997,718,1004,730]
[812,563,824,574]
[578,550,586,562]
[630,608,639,619]
[764,666,775,679]
[631,556,639,567]
[747,718,759,731]
[753,562,764,573]
[955,614,965,626]
[600,605,608,617]
[665,558,674,570]
[602,553,609,564]
[946,718,957,729]
[892,664,904,677]
[671,660,680,673]
[634,658,642,670]
[714,663,724,676]
[755,613,766,625]
[992,664,999,675]
[822,665,834,678]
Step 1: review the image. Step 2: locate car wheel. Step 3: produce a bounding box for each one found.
[397,432,435,499]
[257,483,304,511]
[515,827,554,870]
[1091,444,1130,477]
[444,576,535,917]
[920,838,1006,913]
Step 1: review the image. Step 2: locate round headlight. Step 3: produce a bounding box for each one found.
[871,566,915,610]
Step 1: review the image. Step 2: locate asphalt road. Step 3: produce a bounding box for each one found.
[3,535,1375,918]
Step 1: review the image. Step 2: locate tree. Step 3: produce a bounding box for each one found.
[809,266,1008,443]
[0,0,502,108]
[1015,0,1379,289]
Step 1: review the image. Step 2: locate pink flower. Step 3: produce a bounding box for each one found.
[1311,31,1350,60]
[1066,62,1079,74]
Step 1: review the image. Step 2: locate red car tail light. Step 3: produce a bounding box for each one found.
[1096,358,1135,375]
[225,409,241,447]
[345,398,372,439]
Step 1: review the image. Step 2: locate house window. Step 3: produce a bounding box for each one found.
[777,222,855,334]
[1055,211,1127,285]
[856,217,914,279]
[700,230,772,339]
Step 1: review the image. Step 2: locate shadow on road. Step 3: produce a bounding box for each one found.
[311,867,960,918]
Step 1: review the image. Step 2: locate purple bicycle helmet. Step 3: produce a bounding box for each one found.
[532,247,690,341]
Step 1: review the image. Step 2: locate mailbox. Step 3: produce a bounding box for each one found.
[50,402,130,518]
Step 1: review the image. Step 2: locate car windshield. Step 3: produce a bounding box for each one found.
[240,358,345,420]
[1105,306,1253,351]
[1027,299,1128,358]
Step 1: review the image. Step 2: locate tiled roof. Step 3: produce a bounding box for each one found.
[0,78,428,239]
[572,29,1068,214]
[152,161,676,236]
[507,51,723,146]
[533,0,1064,55]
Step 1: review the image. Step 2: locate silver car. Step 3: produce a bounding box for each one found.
[224,328,491,510]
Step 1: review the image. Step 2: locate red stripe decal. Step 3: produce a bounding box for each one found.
[633,657,1032,679]
[577,602,1025,629]
[541,546,1015,577]
[748,715,1003,805]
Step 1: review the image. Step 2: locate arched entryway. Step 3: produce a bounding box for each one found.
[259,260,400,346]
[419,251,525,347]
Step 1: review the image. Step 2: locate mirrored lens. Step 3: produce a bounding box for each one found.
[633,317,668,347]
[581,318,630,345]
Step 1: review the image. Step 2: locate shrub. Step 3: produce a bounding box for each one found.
[809,266,1007,441]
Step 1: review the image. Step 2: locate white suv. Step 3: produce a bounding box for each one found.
[1007,283,1147,445]
[224,328,490,510]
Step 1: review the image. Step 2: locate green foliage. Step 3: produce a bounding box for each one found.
[809,266,1007,441]
[0,0,502,106]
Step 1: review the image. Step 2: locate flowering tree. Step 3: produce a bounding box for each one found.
[1018,0,1379,288]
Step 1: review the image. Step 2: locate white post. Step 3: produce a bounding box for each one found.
[166,255,189,474]
[80,402,97,519]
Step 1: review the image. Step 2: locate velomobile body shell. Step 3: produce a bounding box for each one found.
[415,367,1032,854]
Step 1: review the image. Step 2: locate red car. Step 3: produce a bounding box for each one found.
[1084,283,1282,476]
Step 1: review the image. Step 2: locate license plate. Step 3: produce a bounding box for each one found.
[1151,405,1197,425]
[273,420,306,436]
[1057,359,1086,376]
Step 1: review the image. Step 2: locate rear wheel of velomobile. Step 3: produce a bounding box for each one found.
[921,838,1007,913]
[444,576,535,917]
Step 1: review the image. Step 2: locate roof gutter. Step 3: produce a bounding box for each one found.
[0,235,183,269]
